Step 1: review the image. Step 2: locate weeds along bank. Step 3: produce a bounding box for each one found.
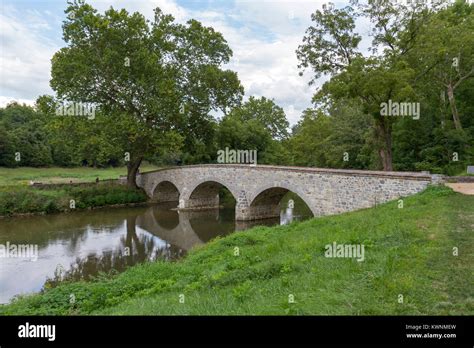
[1,186,472,315]
[0,183,147,217]
[0,165,160,216]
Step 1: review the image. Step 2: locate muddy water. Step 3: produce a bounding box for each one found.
[0,197,311,303]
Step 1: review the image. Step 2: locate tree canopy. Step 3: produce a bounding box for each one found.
[50,0,243,186]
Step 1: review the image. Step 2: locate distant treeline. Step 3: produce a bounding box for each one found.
[0,89,472,175]
[0,96,291,168]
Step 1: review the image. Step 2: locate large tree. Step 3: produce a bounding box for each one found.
[297,2,431,171]
[0,103,53,167]
[289,101,374,169]
[216,96,291,164]
[227,96,290,140]
[410,1,474,130]
[51,0,243,187]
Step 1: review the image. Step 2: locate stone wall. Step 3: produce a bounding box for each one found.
[31,178,122,189]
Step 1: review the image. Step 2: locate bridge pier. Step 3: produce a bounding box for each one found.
[178,190,280,221]
[235,204,280,221]
[178,181,223,210]
[235,186,289,221]
[180,194,220,210]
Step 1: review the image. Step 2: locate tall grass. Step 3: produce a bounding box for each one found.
[0,184,147,216]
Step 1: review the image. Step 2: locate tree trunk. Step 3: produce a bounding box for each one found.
[376,118,393,171]
[127,156,143,189]
[439,89,446,129]
[447,84,462,130]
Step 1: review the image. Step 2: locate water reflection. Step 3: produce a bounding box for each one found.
[0,197,311,303]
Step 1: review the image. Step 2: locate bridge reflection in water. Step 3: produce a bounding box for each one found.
[0,198,311,303]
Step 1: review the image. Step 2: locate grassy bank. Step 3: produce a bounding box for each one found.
[0,165,157,216]
[1,185,472,315]
[0,165,160,186]
[0,184,147,217]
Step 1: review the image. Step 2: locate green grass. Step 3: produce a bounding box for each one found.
[0,165,155,216]
[0,184,148,216]
[1,185,473,315]
[0,165,160,186]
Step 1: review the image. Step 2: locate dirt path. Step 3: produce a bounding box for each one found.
[445,183,474,195]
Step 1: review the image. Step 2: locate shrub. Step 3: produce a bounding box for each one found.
[0,184,147,216]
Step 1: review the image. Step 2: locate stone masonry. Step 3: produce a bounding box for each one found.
[134,164,442,221]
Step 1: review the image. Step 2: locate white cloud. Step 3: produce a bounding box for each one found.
[88,0,188,21]
[0,5,59,104]
[0,96,35,108]
[227,35,315,124]
[234,0,324,34]
[0,0,371,125]
[181,2,323,124]
[0,0,187,107]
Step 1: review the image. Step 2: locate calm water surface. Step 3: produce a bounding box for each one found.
[0,198,311,303]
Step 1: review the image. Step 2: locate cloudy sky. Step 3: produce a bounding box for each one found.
[0,0,370,125]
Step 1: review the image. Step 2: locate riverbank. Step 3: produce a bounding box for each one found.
[0,165,160,186]
[1,185,472,315]
[0,166,161,217]
[0,184,148,217]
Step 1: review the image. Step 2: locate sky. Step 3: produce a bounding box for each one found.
[0,0,371,125]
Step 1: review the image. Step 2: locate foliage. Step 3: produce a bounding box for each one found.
[227,96,290,140]
[50,0,243,186]
[295,0,473,173]
[215,97,291,164]
[289,102,375,169]
[0,184,147,216]
[0,103,53,167]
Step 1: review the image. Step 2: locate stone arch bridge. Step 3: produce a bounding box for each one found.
[133,165,443,221]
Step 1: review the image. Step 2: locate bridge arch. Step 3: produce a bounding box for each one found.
[151,180,180,203]
[247,183,317,220]
[183,179,238,210]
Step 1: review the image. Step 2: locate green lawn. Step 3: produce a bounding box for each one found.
[0,165,160,186]
[1,185,473,315]
[0,165,157,216]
